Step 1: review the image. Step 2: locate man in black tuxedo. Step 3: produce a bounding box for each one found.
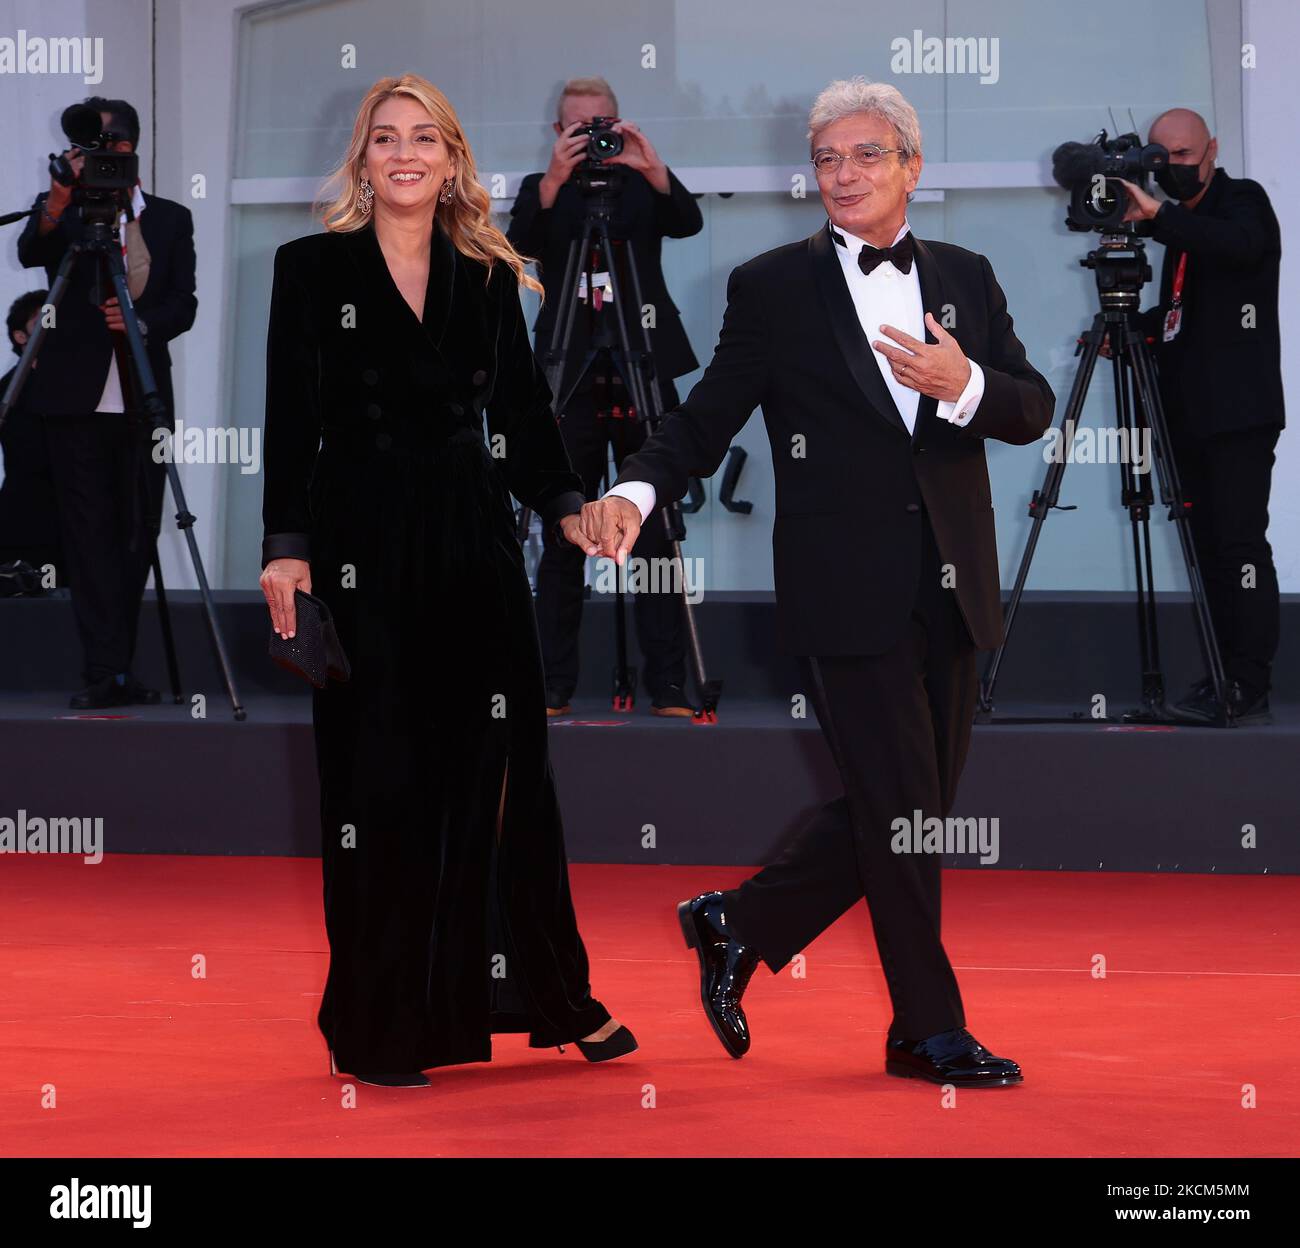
[1116,108,1284,725]
[572,78,1054,1087]
[508,76,702,718]
[17,97,197,708]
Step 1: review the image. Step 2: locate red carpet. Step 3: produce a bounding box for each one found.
[1,855,1295,1157]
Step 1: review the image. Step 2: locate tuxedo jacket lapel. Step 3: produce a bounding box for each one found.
[808,222,908,437]
[910,236,947,447]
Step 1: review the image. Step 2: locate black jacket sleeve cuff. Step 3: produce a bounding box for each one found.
[261,532,311,568]
[542,489,586,543]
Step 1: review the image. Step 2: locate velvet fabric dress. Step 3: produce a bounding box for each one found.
[260,220,611,1071]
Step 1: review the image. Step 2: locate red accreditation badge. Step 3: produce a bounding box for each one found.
[1162,305,1182,342]
[1162,251,1187,343]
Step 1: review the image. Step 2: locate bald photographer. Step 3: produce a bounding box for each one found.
[1117,108,1284,725]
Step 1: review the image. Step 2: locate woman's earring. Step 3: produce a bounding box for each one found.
[357,176,374,216]
[439,178,454,205]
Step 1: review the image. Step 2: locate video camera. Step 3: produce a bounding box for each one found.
[47,102,139,225]
[1051,130,1168,231]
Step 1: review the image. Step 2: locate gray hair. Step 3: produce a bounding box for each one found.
[807,76,922,159]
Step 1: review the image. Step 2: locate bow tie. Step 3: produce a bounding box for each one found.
[831,226,915,276]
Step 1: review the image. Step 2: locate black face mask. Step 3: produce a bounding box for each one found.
[1155,155,1207,201]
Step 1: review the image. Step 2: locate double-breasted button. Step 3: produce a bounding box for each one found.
[904,502,921,512]
[472,368,488,387]
[375,432,392,451]
[366,402,382,420]
[362,368,379,386]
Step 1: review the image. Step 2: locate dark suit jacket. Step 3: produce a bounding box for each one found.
[1140,169,1284,438]
[16,189,197,422]
[260,223,586,568]
[506,166,702,385]
[0,363,61,555]
[611,222,1055,656]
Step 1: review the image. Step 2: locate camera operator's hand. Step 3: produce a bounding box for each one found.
[100,295,126,333]
[260,557,312,639]
[39,148,83,231]
[1117,178,1161,223]
[604,121,670,194]
[538,121,589,209]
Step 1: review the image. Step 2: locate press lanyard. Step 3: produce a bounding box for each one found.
[1163,252,1187,342]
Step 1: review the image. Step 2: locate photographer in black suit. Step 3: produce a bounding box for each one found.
[508,76,703,717]
[17,97,197,708]
[1116,108,1283,724]
[575,78,1054,1087]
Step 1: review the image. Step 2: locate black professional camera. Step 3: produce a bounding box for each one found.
[577,116,624,163]
[1051,130,1168,231]
[47,103,139,224]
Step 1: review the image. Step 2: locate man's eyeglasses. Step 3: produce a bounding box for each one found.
[811,145,907,174]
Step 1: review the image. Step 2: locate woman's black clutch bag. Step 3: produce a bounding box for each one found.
[268,589,351,688]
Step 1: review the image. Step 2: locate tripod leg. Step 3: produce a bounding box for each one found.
[150,549,183,704]
[1108,331,1165,719]
[595,231,720,721]
[979,313,1104,715]
[102,250,246,720]
[1125,328,1229,725]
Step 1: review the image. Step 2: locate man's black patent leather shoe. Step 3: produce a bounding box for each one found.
[677,891,760,1059]
[886,1027,1023,1087]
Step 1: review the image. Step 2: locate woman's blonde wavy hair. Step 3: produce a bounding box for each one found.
[316,73,542,295]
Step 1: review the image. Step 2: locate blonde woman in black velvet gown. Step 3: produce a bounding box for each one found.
[258,74,635,1086]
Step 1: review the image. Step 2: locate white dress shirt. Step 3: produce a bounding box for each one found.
[606,218,984,524]
[95,181,147,414]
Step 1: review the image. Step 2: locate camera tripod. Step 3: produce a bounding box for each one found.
[0,200,246,719]
[518,163,722,722]
[978,230,1229,726]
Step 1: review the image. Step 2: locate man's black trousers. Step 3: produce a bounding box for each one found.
[43,411,167,684]
[1173,424,1282,697]
[723,508,977,1045]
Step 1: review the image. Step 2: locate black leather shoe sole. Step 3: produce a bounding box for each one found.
[885,1059,1023,1088]
[677,899,748,1059]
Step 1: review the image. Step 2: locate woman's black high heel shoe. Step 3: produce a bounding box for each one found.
[329,1050,431,1087]
[562,1024,638,1063]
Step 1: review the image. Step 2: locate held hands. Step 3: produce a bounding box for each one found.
[873,312,971,402]
[260,557,311,639]
[560,497,642,565]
